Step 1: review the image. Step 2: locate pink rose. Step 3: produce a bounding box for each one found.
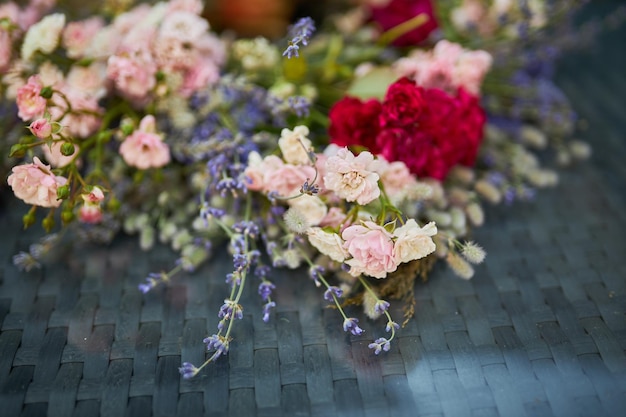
[319,207,347,228]
[324,148,382,205]
[119,115,170,169]
[342,221,397,278]
[107,50,157,103]
[454,50,492,95]
[264,163,316,198]
[179,60,220,98]
[66,63,108,100]
[16,75,47,121]
[7,156,68,208]
[378,158,418,199]
[29,118,53,139]
[62,17,104,59]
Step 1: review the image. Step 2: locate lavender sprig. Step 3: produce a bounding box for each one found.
[283,17,316,58]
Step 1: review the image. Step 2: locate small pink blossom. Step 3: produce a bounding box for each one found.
[66,63,107,100]
[79,204,103,224]
[378,159,417,200]
[265,163,316,198]
[319,207,347,229]
[392,220,437,264]
[342,221,397,279]
[168,0,204,14]
[107,50,157,103]
[324,148,382,205]
[179,60,219,98]
[29,118,53,139]
[62,17,104,59]
[16,75,47,121]
[7,156,67,208]
[159,11,208,43]
[83,186,105,203]
[454,50,493,95]
[119,115,170,169]
[0,29,11,73]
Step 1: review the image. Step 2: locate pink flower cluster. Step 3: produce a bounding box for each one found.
[244,134,437,279]
[394,40,492,96]
[104,0,224,104]
[308,219,437,279]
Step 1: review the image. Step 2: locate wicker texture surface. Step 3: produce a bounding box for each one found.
[1,4,625,417]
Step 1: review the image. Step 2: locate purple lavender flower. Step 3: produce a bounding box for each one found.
[254,265,271,278]
[283,17,316,58]
[179,362,199,379]
[216,177,247,197]
[300,178,319,196]
[343,318,364,336]
[203,334,229,356]
[218,299,243,320]
[200,203,225,219]
[385,321,400,333]
[323,286,343,301]
[374,300,390,315]
[12,252,40,272]
[262,301,276,323]
[138,272,166,294]
[233,253,248,271]
[258,281,276,301]
[308,265,325,287]
[288,96,311,118]
[233,221,260,238]
[368,337,391,355]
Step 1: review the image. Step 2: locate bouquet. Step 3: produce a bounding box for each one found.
[1,0,600,379]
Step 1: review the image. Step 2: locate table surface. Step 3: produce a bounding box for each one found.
[1,3,625,417]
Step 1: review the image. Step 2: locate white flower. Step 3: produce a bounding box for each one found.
[323,148,382,205]
[21,13,66,61]
[279,125,312,165]
[392,220,437,264]
[288,195,328,227]
[307,227,348,263]
[233,37,280,71]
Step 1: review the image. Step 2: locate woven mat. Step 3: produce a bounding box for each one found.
[1,6,625,417]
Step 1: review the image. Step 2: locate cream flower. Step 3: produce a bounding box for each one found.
[279,125,312,165]
[307,227,348,263]
[288,194,328,227]
[392,220,437,264]
[324,148,382,205]
[21,13,66,61]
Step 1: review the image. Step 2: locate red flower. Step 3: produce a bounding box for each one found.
[328,78,486,181]
[381,77,425,128]
[369,0,439,47]
[454,88,486,166]
[328,97,382,152]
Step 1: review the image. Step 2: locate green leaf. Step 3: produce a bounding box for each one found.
[346,67,397,100]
